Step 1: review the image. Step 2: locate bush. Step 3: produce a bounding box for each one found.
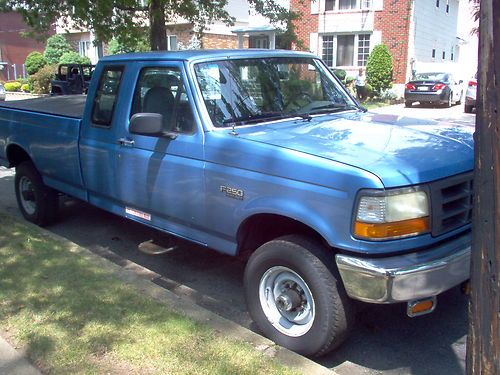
[364,83,375,98]
[345,76,355,85]
[59,51,92,65]
[29,65,56,94]
[332,68,347,82]
[25,51,47,75]
[366,44,393,95]
[21,84,30,93]
[44,35,73,65]
[4,81,22,92]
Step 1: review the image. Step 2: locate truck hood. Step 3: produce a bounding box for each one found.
[236,112,474,187]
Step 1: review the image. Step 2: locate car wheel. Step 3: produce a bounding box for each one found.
[456,91,463,105]
[244,235,354,357]
[464,104,474,113]
[15,161,58,226]
[405,101,413,108]
[445,92,453,108]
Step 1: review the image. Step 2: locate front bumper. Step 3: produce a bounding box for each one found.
[335,233,470,303]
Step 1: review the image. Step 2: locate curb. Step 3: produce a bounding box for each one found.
[18,217,335,375]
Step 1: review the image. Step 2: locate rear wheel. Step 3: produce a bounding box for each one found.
[464,104,474,113]
[244,235,354,357]
[15,161,58,226]
[405,101,413,108]
[445,92,453,107]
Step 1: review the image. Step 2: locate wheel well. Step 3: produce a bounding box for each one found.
[236,214,328,258]
[6,145,31,168]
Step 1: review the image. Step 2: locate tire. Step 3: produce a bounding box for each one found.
[244,235,354,357]
[464,104,473,113]
[445,92,453,108]
[404,101,413,108]
[456,91,463,105]
[15,161,58,226]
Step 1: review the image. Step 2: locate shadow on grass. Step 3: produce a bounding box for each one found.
[0,215,293,375]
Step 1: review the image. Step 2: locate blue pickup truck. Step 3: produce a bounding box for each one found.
[0,50,473,357]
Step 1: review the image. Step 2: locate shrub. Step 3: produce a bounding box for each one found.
[345,76,355,85]
[4,81,22,92]
[366,44,393,95]
[44,35,73,65]
[21,84,30,93]
[25,51,47,75]
[332,68,347,82]
[364,83,375,98]
[29,65,56,94]
[59,51,92,65]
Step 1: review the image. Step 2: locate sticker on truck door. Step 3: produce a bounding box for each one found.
[125,207,151,221]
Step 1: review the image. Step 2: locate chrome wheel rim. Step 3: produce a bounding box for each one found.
[19,176,36,215]
[259,266,315,337]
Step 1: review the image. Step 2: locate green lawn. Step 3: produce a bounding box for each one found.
[0,215,296,375]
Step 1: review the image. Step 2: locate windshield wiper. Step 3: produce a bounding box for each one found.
[223,111,311,126]
[307,103,362,115]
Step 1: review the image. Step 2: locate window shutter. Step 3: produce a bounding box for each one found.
[310,33,319,56]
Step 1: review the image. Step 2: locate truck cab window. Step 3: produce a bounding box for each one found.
[91,67,124,126]
[131,67,194,134]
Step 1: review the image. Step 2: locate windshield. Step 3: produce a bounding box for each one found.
[194,57,357,128]
[414,72,447,81]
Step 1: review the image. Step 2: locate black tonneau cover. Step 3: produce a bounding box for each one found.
[0,95,86,119]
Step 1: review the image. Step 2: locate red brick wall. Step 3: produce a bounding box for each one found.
[290,0,318,50]
[0,12,53,81]
[202,34,248,49]
[374,0,413,84]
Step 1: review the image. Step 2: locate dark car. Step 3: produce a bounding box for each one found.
[404,72,463,108]
[51,64,95,95]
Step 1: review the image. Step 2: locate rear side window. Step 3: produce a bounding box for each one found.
[91,66,124,126]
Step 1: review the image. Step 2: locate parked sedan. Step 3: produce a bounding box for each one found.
[404,72,463,108]
[464,75,477,113]
[0,83,5,101]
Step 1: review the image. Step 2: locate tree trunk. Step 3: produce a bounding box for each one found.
[149,0,168,51]
[467,0,500,374]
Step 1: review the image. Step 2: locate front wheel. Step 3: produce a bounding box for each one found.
[15,161,58,226]
[244,235,354,357]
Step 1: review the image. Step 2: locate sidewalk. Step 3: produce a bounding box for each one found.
[0,336,41,375]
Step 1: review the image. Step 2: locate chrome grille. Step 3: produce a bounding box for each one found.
[430,172,473,237]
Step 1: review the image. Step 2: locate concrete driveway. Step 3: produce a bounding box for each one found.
[0,102,474,375]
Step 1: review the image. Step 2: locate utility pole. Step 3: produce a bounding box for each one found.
[467,0,499,373]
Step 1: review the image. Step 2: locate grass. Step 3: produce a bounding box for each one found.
[0,214,297,375]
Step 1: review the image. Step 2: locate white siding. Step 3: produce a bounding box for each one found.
[409,0,460,72]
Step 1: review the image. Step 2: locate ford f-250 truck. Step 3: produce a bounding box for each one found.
[0,50,473,357]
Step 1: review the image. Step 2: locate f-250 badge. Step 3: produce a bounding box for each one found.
[220,185,244,200]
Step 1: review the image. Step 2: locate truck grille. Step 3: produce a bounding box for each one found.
[429,172,473,237]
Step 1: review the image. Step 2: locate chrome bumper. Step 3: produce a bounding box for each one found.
[335,234,471,303]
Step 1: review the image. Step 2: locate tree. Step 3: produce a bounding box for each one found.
[0,0,296,51]
[59,51,92,65]
[466,0,499,373]
[25,51,47,75]
[108,36,150,55]
[365,44,393,95]
[44,35,73,65]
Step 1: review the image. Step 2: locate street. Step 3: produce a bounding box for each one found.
[0,103,475,375]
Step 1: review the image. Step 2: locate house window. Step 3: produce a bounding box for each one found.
[432,49,436,58]
[325,0,335,11]
[78,41,91,57]
[357,34,370,66]
[442,51,446,59]
[336,35,355,66]
[167,35,177,51]
[436,0,440,7]
[446,0,450,13]
[360,0,371,9]
[322,36,335,67]
[339,0,357,10]
[451,47,454,61]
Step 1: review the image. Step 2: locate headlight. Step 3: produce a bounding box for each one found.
[353,187,430,240]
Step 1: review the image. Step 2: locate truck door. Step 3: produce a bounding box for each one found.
[80,62,206,244]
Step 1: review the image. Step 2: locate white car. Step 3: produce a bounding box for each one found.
[464,75,477,113]
[0,83,5,101]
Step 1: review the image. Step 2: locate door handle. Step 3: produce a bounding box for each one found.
[117,138,135,147]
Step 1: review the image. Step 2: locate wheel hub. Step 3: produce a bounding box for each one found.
[276,288,303,312]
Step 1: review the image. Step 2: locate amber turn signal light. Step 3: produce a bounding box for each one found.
[354,217,430,240]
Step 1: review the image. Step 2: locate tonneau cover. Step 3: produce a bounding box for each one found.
[0,95,86,118]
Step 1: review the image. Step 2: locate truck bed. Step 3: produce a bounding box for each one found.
[0,95,86,118]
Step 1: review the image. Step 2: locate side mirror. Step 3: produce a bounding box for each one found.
[129,113,177,139]
[459,80,463,84]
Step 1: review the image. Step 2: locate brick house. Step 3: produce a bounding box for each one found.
[291,0,461,89]
[0,12,53,81]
